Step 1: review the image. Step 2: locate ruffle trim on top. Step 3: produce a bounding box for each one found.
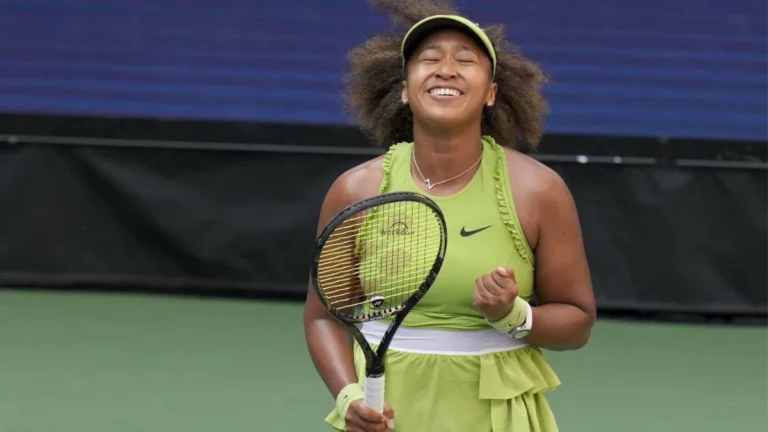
[377,142,401,195]
[485,135,535,266]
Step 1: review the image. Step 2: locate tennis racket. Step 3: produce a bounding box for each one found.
[310,192,448,413]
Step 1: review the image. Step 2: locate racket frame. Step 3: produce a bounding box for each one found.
[310,192,447,378]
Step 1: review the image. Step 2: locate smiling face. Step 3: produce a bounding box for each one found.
[402,28,497,132]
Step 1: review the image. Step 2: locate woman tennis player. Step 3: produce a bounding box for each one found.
[303,1,596,430]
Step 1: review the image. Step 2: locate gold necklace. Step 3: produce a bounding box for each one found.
[411,147,483,190]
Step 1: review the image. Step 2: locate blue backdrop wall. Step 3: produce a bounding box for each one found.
[0,0,766,141]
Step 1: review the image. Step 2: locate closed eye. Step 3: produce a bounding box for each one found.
[456,54,479,64]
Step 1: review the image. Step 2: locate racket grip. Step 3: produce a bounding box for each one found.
[364,374,385,413]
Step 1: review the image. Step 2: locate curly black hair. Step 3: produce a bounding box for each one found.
[343,0,549,149]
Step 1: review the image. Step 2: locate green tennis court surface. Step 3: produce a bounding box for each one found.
[1,290,765,431]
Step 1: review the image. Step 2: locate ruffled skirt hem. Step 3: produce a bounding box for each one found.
[324,342,561,431]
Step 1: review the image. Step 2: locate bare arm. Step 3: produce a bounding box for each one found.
[524,171,596,351]
[303,159,383,398]
[304,282,359,397]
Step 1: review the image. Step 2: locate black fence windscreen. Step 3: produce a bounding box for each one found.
[0,142,765,315]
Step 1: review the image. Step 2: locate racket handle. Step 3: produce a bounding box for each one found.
[364,374,385,413]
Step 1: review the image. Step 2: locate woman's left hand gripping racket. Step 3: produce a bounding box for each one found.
[310,192,447,414]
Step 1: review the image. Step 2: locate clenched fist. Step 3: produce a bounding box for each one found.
[474,267,519,322]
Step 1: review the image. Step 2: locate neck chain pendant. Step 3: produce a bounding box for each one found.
[412,147,483,191]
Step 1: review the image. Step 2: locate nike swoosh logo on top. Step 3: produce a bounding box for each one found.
[460,225,492,237]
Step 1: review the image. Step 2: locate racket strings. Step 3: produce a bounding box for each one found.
[318,264,436,298]
[324,273,429,309]
[317,238,442,286]
[318,246,439,298]
[317,210,432,257]
[321,262,435,299]
[318,212,438,280]
[316,200,443,318]
[319,260,438,298]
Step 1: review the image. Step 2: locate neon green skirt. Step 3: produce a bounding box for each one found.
[324,341,561,431]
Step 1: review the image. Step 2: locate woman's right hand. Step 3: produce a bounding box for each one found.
[344,400,395,432]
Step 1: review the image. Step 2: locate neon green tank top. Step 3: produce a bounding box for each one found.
[378,136,535,331]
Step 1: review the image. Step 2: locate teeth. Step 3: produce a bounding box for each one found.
[429,88,461,96]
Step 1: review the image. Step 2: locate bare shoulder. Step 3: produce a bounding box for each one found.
[501,147,573,205]
[499,147,577,248]
[330,154,385,201]
[316,154,386,230]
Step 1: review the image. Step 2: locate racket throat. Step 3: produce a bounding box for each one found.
[365,364,385,377]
